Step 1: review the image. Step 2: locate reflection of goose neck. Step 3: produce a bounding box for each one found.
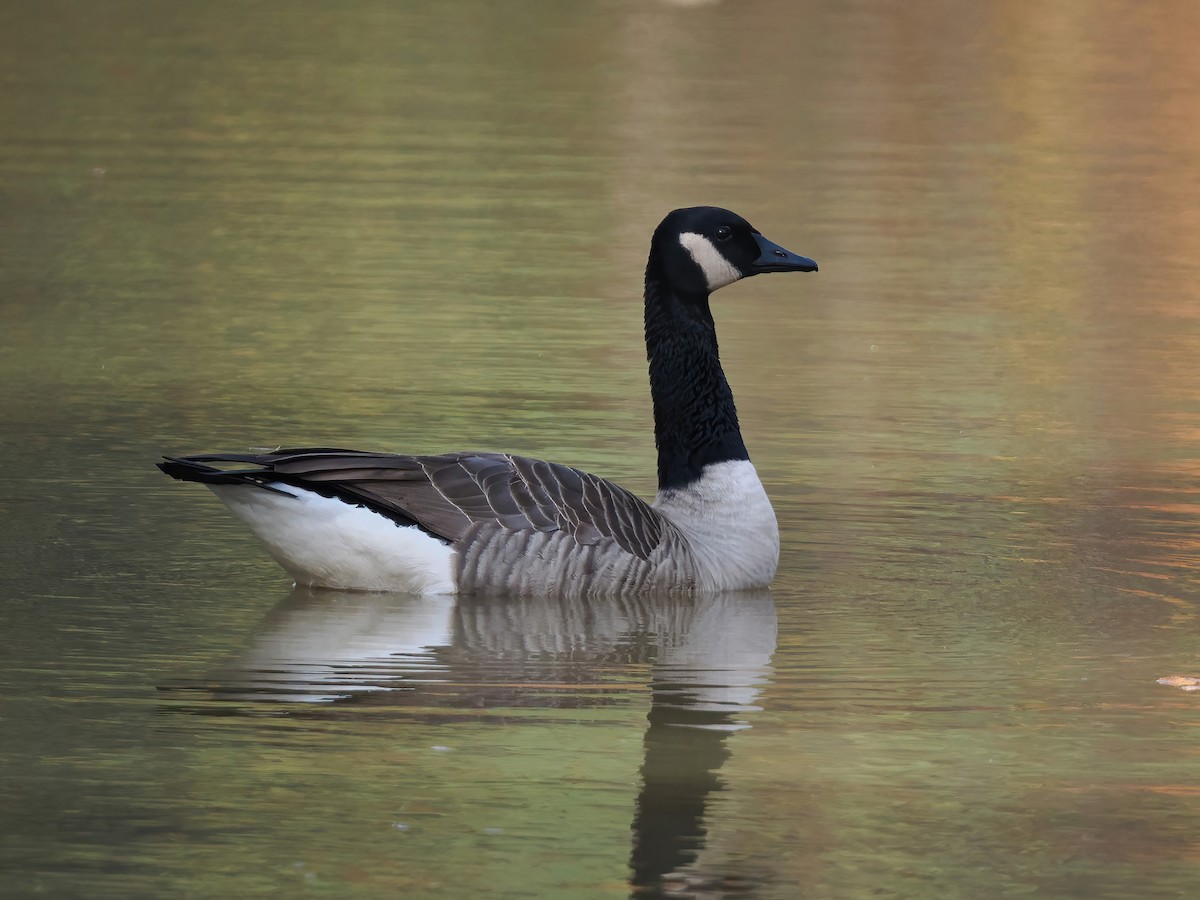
[632,708,733,892]
[629,589,777,894]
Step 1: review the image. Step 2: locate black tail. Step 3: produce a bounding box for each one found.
[156,448,436,529]
[157,454,299,497]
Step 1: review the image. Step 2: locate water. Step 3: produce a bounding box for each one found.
[2,1,1199,897]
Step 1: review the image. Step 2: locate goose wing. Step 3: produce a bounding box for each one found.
[159,449,665,561]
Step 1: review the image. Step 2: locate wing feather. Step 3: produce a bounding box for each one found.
[160,448,665,560]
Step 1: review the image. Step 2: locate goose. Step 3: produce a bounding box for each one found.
[158,206,818,596]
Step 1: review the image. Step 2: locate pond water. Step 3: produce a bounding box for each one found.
[2,1,1199,897]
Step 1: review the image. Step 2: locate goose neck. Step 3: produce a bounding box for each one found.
[644,273,748,492]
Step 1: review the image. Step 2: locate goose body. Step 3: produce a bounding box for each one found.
[159,207,817,596]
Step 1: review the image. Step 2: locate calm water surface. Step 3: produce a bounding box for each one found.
[2,1,1199,897]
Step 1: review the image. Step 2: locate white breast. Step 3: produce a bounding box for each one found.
[652,459,780,590]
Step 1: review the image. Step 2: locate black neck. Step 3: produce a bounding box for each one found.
[644,269,749,492]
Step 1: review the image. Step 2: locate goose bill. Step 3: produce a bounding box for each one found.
[751,233,818,273]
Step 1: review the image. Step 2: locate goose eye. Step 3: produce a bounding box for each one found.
[714,226,732,242]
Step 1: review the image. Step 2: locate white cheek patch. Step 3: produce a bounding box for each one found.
[679,232,743,291]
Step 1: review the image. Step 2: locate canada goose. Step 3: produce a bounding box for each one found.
[158,206,817,596]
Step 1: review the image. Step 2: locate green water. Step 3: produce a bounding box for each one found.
[2,1,1199,897]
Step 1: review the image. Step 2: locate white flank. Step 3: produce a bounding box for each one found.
[653,459,780,590]
[208,484,456,594]
[679,232,742,291]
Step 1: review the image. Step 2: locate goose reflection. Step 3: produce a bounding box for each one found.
[190,587,776,896]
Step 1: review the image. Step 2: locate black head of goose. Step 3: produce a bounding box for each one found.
[158,206,817,596]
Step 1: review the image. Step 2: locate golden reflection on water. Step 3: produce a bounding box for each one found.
[1,1,1199,897]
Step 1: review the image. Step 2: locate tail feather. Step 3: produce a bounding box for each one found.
[157,456,298,497]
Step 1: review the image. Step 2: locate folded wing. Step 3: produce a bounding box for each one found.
[159,449,665,561]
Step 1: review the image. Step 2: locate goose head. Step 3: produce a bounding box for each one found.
[649,206,818,296]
